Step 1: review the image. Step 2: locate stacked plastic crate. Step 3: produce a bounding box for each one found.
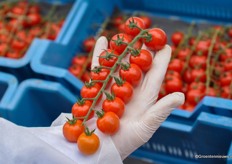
[0,0,231,163]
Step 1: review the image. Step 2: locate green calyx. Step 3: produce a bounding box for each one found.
[104,91,115,101]
[66,116,77,125]
[120,62,131,70]
[114,76,125,86]
[76,98,85,105]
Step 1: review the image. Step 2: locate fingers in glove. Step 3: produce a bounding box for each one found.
[136,92,185,142]
[91,36,108,69]
[140,45,172,106]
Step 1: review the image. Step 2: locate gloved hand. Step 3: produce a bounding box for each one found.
[51,36,185,160]
[0,36,184,164]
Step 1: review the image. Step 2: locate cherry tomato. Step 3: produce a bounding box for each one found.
[183,69,192,83]
[69,65,82,77]
[110,33,131,54]
[168,59,184,73]
[77,130,100,155]
[112,15,124,28]
[205,87,218,97]
[124,17,145,36]
[111,77,133,104]
[90,68,110,86]
[165,78,183,93]
[102,93,125,118]
[129,49,153,72]
[140,15,152,28]
[81,82,102,102]
[228,28,232,38]
[0,44,8,56]
[195,40,211,56]
[166,70,182,80]
[220,72,232,87]
[97,111,120,135]
[219,48,232,62]
[224,59,232,71]
[186,89,204,105]
[99,49,119,67]
[144,28,167,51]
[189,55,207,69]
[63,118,84,142]
[71,55,88,66]
[26,13,42,26]
[190,68,206,83]
[221,86,231,99]
[11,39,27,51]
[72,100,94,121]
[188,82,206,91]
[119,63,142,87]
[6,50,22,59]
[171,31,184,46]
[177,48,191,61]
[83,37,96,53]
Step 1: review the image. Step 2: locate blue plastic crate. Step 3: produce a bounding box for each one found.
[131,112,232,164]
[31,0,232,109]
[2,79,77,127]
[0,0,75,81]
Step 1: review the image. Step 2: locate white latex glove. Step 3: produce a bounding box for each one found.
[0,36,184,164]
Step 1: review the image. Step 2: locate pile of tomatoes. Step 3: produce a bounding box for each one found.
[159,26,232,111]
[0,1,64,59]
[63,16,167,155]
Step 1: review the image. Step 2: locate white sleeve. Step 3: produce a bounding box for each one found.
[0,115,123,164]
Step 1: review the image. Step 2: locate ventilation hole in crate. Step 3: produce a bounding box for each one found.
[152,143,157,151]
[168,146,173,155]
[177,148,182,156]
[156,144,161,152]
[161,144,166,153]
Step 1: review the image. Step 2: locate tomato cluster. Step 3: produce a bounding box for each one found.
[0,1,64,59]
[159,26,232,111]
[63,16,167,155]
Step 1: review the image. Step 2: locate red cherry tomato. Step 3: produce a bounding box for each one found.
[144,28,167,51]
[168,59,184,73]
[72,100,94,121]
[177,48,191,61]
[124,17,145,36]
[186,89,204,105]
[63,119,84,142]
[220,72,232,87]
[97,111,120,135]
[83,37,96,53]
[165,78,183,93]
[140,15,152,28]
[110,33,132,54]
[129,49,153,72]
[81,82,102,102]
[99,49,119,67]
[119,63,142,87]
[102,93,125,118]
[111,77,133,104]
[69,65,82,77]
[171,31,184,46]
[71,55,88,66]
[90,68,110,86]
[189,55,207,69]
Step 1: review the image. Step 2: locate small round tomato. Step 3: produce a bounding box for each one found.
[119,63,142,87]
[171,31,184,46]
[81,82,102,103]
[63,118,84,142]
[110,33,132,54]
[11,38,27,51]
[183,69,192,83]
[168,59,184,73]
[81,71,91,83]
[91,68,110,86]
[83,37,96,53]
[69,65,82,77]
[72,100,94,120]
[77,130,100,155]
[219,48,232,62]
[129,49,153,72]
[177,48,191,61]
[190,68,206,83]
[195,40,211,56]
[205,87,218,97]
[72,55,88,66]
[99,49,119,67]
[186,89,204,105]
[220,72,232,87]
[224,59,232,71]
[188,82,206,91]
[165,78,183,93]
[97,111,120,135]
[124,17,145,36]
[0,43,8,56]
[6,50,22,59]
[111,77,133,104]
[166,70,181,80]
[102,93,125,118]
[189,55,207,69]
[112,15,124,28]
[26,13,42,26]
[140,15,152,28]
[221,86,231,99]
[144,28,167,51]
